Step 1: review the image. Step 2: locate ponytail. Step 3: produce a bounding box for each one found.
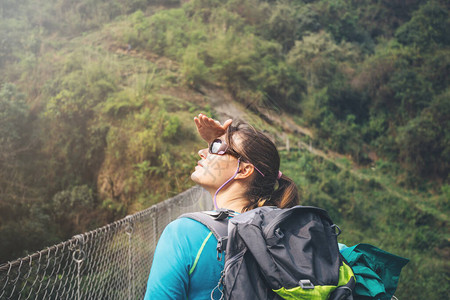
[242,173,299,212]
[271,174,299,208]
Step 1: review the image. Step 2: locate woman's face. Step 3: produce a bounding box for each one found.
[191,134,241,191]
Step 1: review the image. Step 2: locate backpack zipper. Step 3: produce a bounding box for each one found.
[223,248,246,274]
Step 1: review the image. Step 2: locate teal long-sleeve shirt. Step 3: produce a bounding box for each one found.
[144,217,225,300]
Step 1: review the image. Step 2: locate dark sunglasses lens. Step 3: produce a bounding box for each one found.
[210,139,227,155]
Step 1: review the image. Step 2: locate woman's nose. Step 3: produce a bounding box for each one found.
[198,148,208,159]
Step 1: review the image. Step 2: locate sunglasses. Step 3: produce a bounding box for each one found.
[209,139,238,156]
[208,139,265,177]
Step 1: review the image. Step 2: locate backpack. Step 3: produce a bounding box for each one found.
[180,205,356,300]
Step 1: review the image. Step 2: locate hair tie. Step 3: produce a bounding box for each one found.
[277,171,282,180]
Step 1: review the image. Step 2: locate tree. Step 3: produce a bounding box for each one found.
[396,2,450,50]
[0,83,29,190]
[396,90,450,180]
[52,185,96,237]
[42,58,116,192]
[287,31,359,89]
[261,2,298,52]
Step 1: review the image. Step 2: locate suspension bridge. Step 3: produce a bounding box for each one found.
[0,186,213,299]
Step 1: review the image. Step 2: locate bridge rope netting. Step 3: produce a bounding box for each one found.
[0,186,212,300]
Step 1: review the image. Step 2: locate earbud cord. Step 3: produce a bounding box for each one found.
[213,158,241,210]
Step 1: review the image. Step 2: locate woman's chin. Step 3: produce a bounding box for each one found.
[190,171,201,184]
[191,171,211,190]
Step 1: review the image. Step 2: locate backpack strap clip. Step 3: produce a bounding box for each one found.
[204,208,235,220]
[216,236,228,261]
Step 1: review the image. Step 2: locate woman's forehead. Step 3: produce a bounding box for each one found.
[224,131,243,147]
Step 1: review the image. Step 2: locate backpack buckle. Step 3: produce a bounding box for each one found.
[204,209,234,220]
[299,279,315,289]
[216,237,228,261]
[215,209,234,220]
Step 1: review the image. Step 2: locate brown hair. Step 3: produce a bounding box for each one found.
[225,122,299,211]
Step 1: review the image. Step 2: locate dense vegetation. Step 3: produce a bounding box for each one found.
[0,0,448,298]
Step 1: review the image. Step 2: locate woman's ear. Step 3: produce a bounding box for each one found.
[236,162,256,180]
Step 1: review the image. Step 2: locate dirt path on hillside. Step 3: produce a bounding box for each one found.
[199,85,348,162]
[198,86,249,122]
[200,85,314,138]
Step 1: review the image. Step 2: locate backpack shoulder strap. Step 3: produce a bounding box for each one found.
[179,211,229,240]
[179,209,233,261]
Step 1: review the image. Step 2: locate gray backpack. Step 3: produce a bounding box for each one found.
[180,206,355,300]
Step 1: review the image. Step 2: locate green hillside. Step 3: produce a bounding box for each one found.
[0,0,448,298]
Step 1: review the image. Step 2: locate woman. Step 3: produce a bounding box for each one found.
[144,113,299,299]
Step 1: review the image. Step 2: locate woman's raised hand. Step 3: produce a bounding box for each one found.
[194,113,232,143]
